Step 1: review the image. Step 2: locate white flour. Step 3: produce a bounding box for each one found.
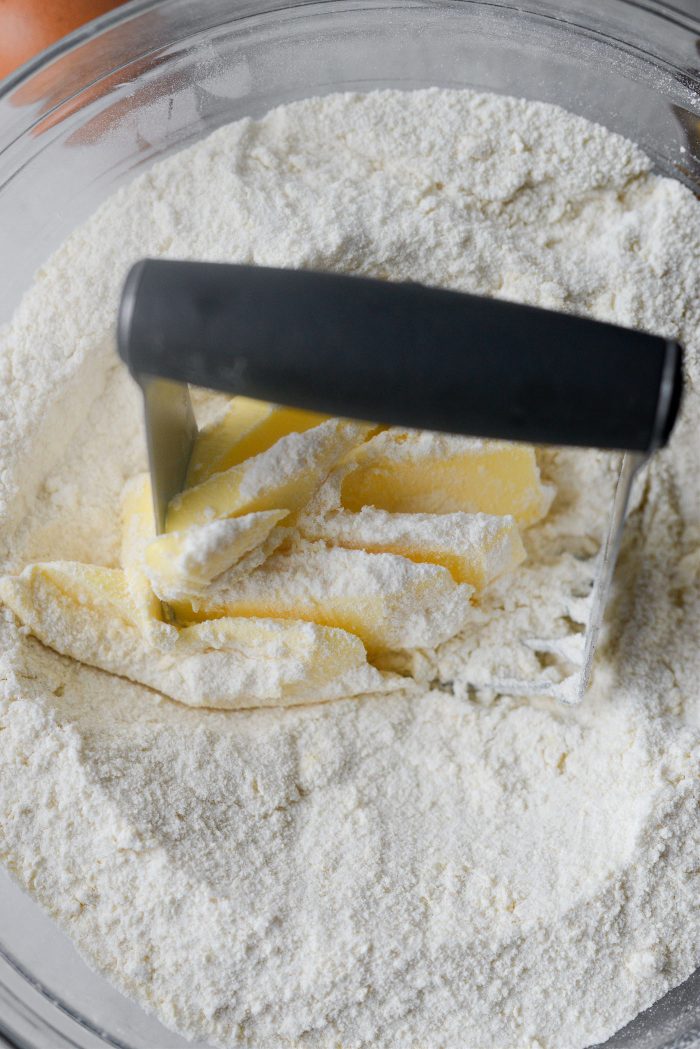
[0,89,699,1049]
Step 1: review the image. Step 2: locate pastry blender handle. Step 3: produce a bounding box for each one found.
[118,259,683,455]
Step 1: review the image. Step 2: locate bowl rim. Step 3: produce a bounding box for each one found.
[0,0,699,107]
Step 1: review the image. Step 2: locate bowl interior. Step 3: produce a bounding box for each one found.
[0,2,698,1047]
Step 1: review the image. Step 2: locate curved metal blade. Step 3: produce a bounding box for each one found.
[140,376,197,535]
[578,451,646,698]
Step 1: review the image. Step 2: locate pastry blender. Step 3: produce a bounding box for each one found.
[117,260,683,701]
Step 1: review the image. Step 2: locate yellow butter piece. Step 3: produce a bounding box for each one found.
[186,397,271,486]
[341,432,554,527]
[145,509,288,600]
[0,561,138,626]
[120,475,177,647]
[298,506,526,590]
[174,542,473,655]
[178,616,376,702]
[186,397,328,486]
[167,419,371,532]
[0,561,393,710]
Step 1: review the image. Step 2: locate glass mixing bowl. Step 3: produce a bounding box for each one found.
[0,0,698,1046]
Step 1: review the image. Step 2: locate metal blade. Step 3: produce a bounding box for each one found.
[577,450,646,698]
[140,376,198,534]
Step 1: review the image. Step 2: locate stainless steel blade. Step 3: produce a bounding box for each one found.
[140,376,198,534]
[459,451,646,703]
[577,450,646,698]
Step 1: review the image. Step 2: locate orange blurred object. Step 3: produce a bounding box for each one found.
[0,0,126,80]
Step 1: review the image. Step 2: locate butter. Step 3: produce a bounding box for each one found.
[172,541,474,655]
[297,506,526,589]
[0,560,138,625]
[167,419,371,532]
[0,401,556,712]
[145,509,288,600]
[186,397,328,486]
[341,431,554,526]
[0,561,393,709]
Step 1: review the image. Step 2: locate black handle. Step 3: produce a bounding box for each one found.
[118,258,683,453]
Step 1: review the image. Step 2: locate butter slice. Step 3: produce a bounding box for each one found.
[175,541,474,655]
[167,419,371,532]
[120,475,177,648]
[298,506,525,589]
[145,510,288,601]
[0,561,395,709]
[1,561,138,624]
[186,397,328,486]
[186,397,271,486]
[341,431,554,527]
